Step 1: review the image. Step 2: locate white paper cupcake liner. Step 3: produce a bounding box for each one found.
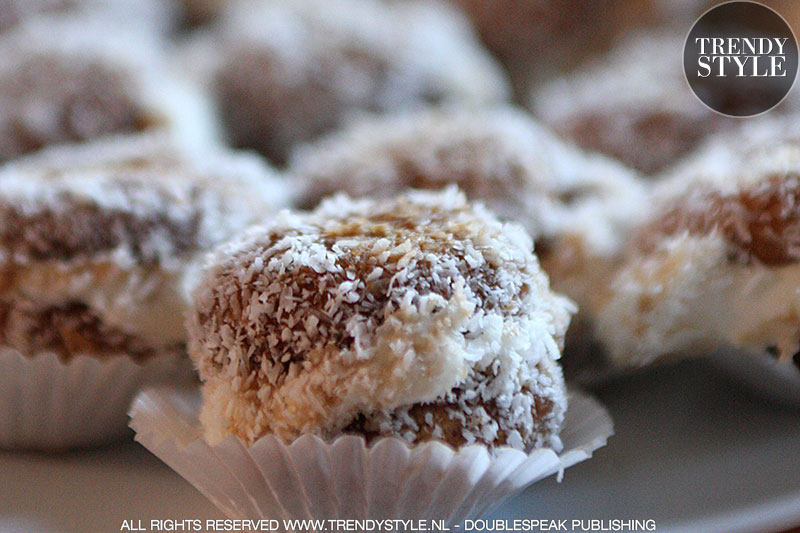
[0,347,194,450]
[129,388,612,525]
[709,347,800,407]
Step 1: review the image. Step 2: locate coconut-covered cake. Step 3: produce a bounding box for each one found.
[0,133,289,364]
[189,188,573,450]
[290,107,647,377]
[597,117,800,369]
[201,0,509,164]
[532,32,736,176]
[0,18,214,162]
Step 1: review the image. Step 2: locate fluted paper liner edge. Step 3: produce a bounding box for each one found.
[129,388,613,525]
[0,347,193,450]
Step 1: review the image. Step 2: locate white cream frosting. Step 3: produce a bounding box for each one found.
[2,261,188,347]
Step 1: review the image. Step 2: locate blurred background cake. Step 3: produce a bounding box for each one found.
[597,118,800,371]
[0,133,289,448]
[0,18,217,162]
[193,0,510,165]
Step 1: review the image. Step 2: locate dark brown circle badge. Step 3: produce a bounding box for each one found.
[684,1,798,117]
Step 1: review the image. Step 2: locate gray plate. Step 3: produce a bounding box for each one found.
[488,358,800,533]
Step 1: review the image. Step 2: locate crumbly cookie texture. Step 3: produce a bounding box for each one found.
[202,0,509,164]
[532,31,738,175]
[598,118,800,367]
[0,18,214,162]
[0,134,289,360]
[190,188,573,450]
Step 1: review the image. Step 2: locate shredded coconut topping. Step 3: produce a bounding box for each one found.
[598,117,800,366]
[640,117,800,265]
[0,134,290,355]
[202,0,509,163]
[0,133,290,268]
[0,18,216,162]
[532,31,739,175]
[291,106,646,259]
[190,188,572,450]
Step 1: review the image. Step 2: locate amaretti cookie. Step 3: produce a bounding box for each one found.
[201,0,509,164]
[532,32,738,176]
[0,134,289,449]
[290,107,647,376]
[597,119,800,371]
[0,18,214,163]
[189,188,573,450]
